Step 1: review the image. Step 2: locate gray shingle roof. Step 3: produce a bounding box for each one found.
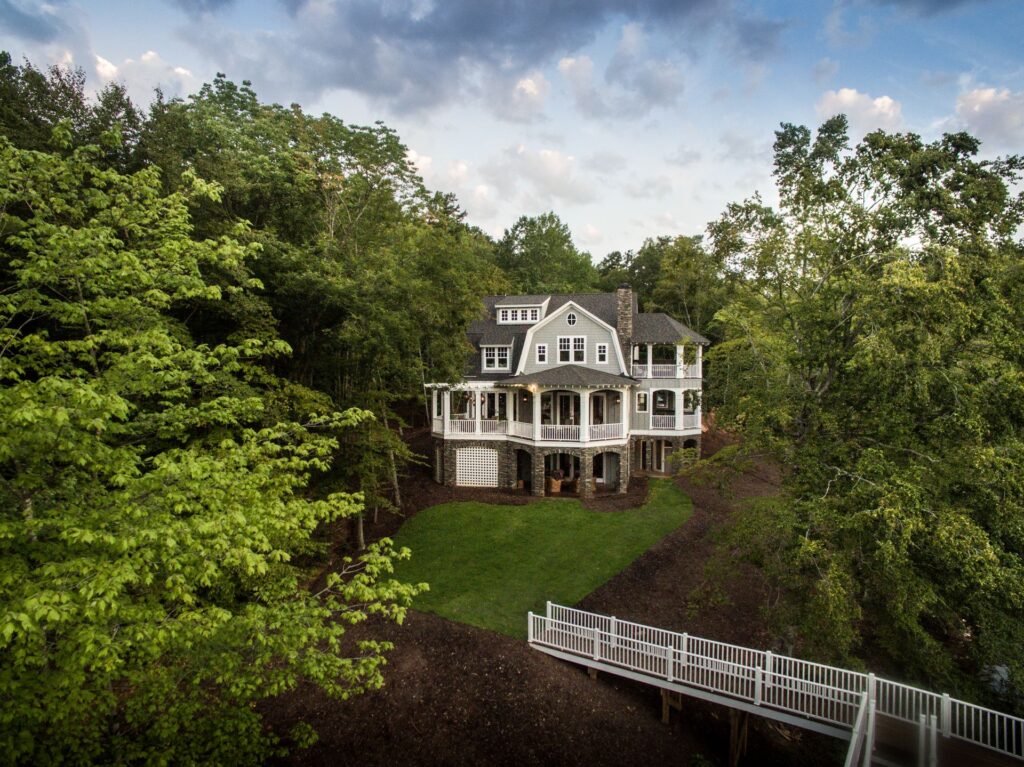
[633,313,710,345]
[495,365,635,388]
[494,295,550,306]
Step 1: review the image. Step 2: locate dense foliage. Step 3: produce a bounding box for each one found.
[0,137,422,763]
[706,117,1024,706]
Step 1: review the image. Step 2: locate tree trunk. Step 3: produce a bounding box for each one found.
[354,511,365,551]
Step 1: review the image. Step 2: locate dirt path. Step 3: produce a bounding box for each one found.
[268,429,840,766]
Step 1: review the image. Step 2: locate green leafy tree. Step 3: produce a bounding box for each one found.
[494,212,597,293]
[706,117,1024,706]
[0,137,421,764]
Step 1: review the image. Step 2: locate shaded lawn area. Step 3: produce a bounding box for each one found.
[391,479,692,638]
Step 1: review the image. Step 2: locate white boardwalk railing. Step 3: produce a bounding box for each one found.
[528,604,1024,764]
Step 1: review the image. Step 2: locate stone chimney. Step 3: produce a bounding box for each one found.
[615,284,634,360]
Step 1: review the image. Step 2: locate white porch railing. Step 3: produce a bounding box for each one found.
[431,417,443,433]
[480,419,507,434]
[541,424,581,441]
[651,364,677,377]
[652,414,676,430]
[631,364,694,378]
[682,412,700,430]
[509,420,534,438]
[588,422,625,441]
[631,364,648,378]
[447,419,477,434]
[529,604,1024,763]
[680,363,700,379]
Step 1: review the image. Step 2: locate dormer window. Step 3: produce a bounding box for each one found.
[482,346,510,371]
[566,312,577,326]
[497,305,543,324]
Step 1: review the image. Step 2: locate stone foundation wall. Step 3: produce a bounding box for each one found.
[628,435,701,476]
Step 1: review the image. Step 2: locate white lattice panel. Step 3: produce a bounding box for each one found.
[456,447,499,487]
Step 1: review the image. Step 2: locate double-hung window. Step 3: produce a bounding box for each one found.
[536,344,548,364]
[596,343,608,364]
[636,392,649,413]
[558,336,585,363]
[482,346,510,371]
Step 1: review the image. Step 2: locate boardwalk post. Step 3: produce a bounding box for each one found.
[592,627,600,661]
[918,714,927,767]
[681,633,688,669]
[754,667,763,706]
[941,693,951,737]
[928,715,938,767]
[867,673,876,705]
[863,699,875,767]
[610,616,617,649]
[546,600,552,620]
[764,650,773,689]
[666,646,673,682]
[528,611,534,643]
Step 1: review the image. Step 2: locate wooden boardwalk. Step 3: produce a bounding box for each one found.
[528,604,1023,766]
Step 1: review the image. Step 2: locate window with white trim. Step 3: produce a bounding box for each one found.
[566,312,577,326]
[482,346,510,371]
[636,392,649,413]
[536,344,548,364]
[497,305,543,324]
[499,309,509,322]
[530,308,539,321]
[558,336,585,363]
[596,343,608,364]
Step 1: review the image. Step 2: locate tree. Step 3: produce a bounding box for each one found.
[0,136,422,763]
[494,212,597,293]
[706,117,1024,706]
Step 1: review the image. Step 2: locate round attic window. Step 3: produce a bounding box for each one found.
[566,312,577,326]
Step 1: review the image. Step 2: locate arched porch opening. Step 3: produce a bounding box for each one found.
[514,449,533,492]
[593,451,622,492]
[544,452,581,495]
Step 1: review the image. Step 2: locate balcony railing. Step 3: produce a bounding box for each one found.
[631,363,698,378]
[443,419,629,443]
[588,422,624,441]
[541,424,581,441]
[509,420,534,438]
[652,414,676,430]
[682,412,700,430]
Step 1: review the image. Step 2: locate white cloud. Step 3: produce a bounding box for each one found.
[93,49,197,103]
[95,54,118,81]
[483,143,595,206]
[406,149,433,178]
[955,88,1024,149]
[817,87,903,135]
[579,223,604,246]
[492,70,550,122]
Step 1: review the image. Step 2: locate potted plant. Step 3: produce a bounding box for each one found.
[546,469,564,493]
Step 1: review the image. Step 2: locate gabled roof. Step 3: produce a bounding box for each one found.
[633,313,710,345]
[494,295,550,306]
[487,293,621,327]
[495,365,635,388]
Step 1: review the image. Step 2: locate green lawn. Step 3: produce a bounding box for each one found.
[391,479,692,638]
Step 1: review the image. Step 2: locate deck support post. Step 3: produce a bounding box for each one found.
[764,650,773,689]
[864,699,876,767]
[754,667,762,706]
[941,693,951,737]
[527,612,534,643]
[928,715,938,767]
[918,714,927,767]
[680,633,688,669]
[729,710,749,767]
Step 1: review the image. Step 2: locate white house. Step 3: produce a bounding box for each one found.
[426,286,707,497]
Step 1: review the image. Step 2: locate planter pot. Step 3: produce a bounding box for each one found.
[546,477,562,493]
[516,479,525,490]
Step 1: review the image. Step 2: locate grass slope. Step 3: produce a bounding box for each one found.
[391,479,692,638]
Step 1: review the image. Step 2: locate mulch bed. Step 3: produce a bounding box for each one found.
[267,427,841,766]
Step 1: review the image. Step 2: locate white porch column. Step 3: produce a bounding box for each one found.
[580,389,590,442]
[622,387,630,437]
[442,388,450,432]
[647,344,653,378]
[676,344,684,377]
[533,389,542,441]
[697,345,703,379]
[676,389,683,431]
[475,390,482,434]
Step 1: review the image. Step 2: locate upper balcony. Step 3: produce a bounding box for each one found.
[631,363,700,379]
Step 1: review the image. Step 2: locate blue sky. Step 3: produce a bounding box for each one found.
[2,0,1022,256]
